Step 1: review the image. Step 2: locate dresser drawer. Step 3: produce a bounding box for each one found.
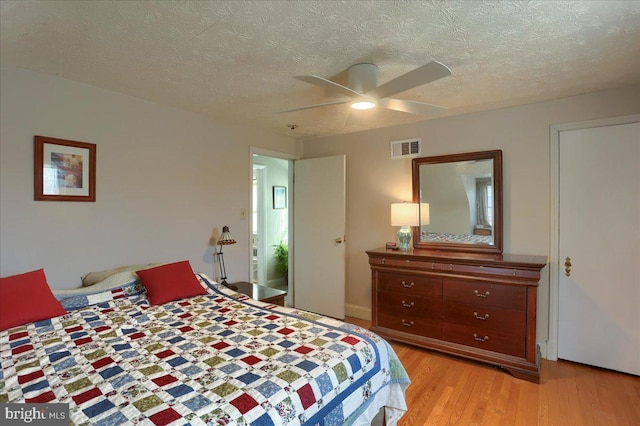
[377,291,441,320]
[378,272,442,298]
[378,309,442,339]
[443,322,525,358]
[443,279,526,310]
[444,301,526,332]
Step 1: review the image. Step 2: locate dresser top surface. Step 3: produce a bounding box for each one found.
[366,247,547,270]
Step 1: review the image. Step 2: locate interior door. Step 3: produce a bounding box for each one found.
[558,121,640,375]
[293,155,346,319]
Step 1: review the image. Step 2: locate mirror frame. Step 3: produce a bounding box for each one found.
[412,150,503,254]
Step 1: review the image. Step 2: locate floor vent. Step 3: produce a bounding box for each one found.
[390,138,421,159]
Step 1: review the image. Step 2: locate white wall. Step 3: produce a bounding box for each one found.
[0,67,298,288]
[300,85,640,348]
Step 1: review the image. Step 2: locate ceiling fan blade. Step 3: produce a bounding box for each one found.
[369,61,451,100]
[274,99,350,114]
[378,98,446,115]
[295,75,362,99]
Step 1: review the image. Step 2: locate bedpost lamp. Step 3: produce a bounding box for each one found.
[216,225,237,290]
[391,202,419,251]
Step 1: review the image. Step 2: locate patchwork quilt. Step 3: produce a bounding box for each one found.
[0,274,409,425]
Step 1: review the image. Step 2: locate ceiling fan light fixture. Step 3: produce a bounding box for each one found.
[351,100,376,110]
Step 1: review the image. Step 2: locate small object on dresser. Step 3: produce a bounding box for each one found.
[385,242,399,250]
[231,281,287,306]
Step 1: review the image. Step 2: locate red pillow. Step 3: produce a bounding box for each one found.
[136,261,207,305]
[0,269,67,331]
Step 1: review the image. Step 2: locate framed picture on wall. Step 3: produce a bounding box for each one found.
[34,135,96,202]
[273,186,287,209]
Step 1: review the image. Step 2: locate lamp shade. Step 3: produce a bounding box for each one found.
[391,203,419,226]
[420,203,430,225]
[217,226,236,246]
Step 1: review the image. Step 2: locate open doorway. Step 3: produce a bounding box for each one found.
[251,153,290,297]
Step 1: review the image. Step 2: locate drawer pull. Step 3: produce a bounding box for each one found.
[402,320,414,327]
[401,281,415,288]
[474,312,490,320]
[402,300,415,308]
[473,333,489,342]
[474,290,490,298]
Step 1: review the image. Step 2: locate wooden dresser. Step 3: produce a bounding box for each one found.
[367,247,546,383]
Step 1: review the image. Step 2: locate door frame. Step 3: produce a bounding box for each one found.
[252,164,267,286]
[249,147,299,300]
[548,114,640,361]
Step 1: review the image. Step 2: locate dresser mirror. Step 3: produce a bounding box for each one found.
[412,150,503,254]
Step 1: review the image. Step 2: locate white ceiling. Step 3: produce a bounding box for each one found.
[1,1,639,139]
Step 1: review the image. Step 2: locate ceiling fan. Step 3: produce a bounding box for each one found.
[276,61,451,116]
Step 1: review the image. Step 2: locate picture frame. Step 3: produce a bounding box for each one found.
[273,185,287,209]
[34,135,96,202]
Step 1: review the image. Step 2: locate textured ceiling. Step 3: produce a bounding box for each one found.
[1,1,639,139]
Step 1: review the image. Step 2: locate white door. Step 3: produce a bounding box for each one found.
[293,155,346,319]
[558,122,640,375]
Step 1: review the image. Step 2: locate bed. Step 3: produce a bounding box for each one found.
[0,264,409,425]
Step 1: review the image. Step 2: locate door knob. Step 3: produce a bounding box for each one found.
[564,257,572,276]
[335,237,343,244]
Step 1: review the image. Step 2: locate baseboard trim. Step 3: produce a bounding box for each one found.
[345,304,371,321]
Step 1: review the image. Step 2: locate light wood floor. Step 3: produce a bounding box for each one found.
[345,317,640,425]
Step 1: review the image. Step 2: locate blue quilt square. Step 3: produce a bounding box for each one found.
[261,335,279,343]
[262,324,279,330]
[226,348,245,358]
[321,405,344,425]
[181,365,202,376]
[219,364,242,375]
[120,350,139,359]
[49,351,71,363]
[168,336,185,345]
[178,342,197,352]
[253,413,276,426]
[83,399,115,418]
[70,331,88,339]
[23,380,48,393]
[167,356,188,368]
[112,343,132,352]
[9,339,30,348]
[217,329,234,337]
[296,360,318,372]
[315,372,334,396]
[347,354,362,374]
[53,357,76,372]
[328,343,348,353]
[324,332,340,339]
[214,316,228,323]
[277,354,297,364]
[121,328,137,335]
[183,394,212,411]
[44,344,67,355]
[278,340,295,349]
[167,384,194,398]
[94,411,128,426]
[99,366,124,380]
[34,319,54,328]
[255,380,280,399]
[159,331,176,339]
[110,374,135,389]
[236,372,261,385]
[169,321,184,328]
[85,316,100,322]
[230,335,248,343]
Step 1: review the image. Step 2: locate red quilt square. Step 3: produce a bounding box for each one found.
[18,370,44,384]
[212,341,230,350]
[129,332,146,340]
[149,408,181,426]
[12,344,33,355]
[341,336,360,345]
[9,331,28,341]
[95,326,111,333]
[74,337,93,346]
[72,387,102,405]
[92,357,114,370]
[278,327,294,336]
[178,326,194,333]
[295,346,313,355]
[230,393,258,414]
[223,320,237,326]
[152,374,178,387]
[26,391,56,403]
[101,308,114,314]
[178,313,192,319]
[241,355,262,366]
[265,315,279,321]
[297,383,316,409]
[155,349,175,359]
[65,325,83,333]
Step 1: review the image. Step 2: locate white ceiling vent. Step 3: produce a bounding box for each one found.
[390,138,421,159]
